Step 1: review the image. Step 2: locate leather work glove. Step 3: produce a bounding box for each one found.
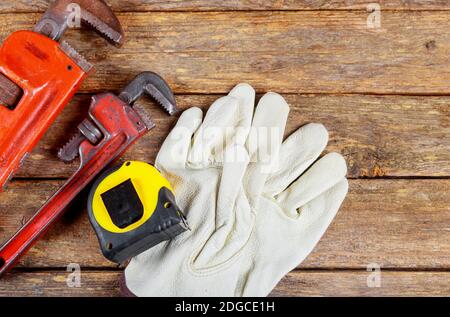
[122,84,348,297]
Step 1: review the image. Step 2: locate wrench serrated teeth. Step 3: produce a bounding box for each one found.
[82,10,124,47]
[145,84,178,116]
[153,92,176,115]
[118,72,178,116]
[34,0,124,47]
[58,132,85,164]
[133,105,156,130]
[60,41,92,73]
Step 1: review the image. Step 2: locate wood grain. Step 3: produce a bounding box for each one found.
[1,179,448,269]
[0,0,449,13]
[0,12,449,94]
[0,271,122,297]
[272,271,450,297]
[13,94,450,179]
[0,1,448,298]
[1,270,450,296]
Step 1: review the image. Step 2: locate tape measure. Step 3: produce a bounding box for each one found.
[87,161,189,263]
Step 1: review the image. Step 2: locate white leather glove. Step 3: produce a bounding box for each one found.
[123,84,348,297]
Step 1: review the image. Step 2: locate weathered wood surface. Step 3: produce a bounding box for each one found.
[1,0,449,12]
[0,1,448,297]
[12,94,450,179]
[272,271,450,297]
[1,179,448,269]
[0,271,122,297]
[1,270,450,297]
[1,12,449,94]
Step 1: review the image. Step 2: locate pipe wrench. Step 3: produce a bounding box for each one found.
[0,72,177,276]
[0,0,125,191]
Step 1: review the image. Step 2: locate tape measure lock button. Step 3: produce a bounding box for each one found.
[88,161,188,263]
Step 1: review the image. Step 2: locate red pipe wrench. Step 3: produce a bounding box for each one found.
[0,72,177,276]
[0,0,124,191]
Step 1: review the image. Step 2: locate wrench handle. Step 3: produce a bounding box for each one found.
[0,133,133,276]
[0,174,85,275]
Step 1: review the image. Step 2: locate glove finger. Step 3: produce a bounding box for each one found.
[156,107,203,171]
[285,178,348,264]
[264,123,329,197]
[188,84,255,168]
[194,145,253,268]
[244,92,290,206]
[217,145,250,224]
[188,96,238,167]
[228,83,256,146]
[276,153,347,217]
[243,178,348,296]
[247,93,290,165]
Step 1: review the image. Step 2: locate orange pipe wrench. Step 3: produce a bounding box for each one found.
[0,0,124,191]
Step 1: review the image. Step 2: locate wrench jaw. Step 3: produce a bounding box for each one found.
[0,0,126,189]
[133,104,157,131]
[58,72,177,164]
[119,72,178,116]
[77,94,153,167]
[58,99,155,164]
[34,0,125,47]
[0,0,124,110]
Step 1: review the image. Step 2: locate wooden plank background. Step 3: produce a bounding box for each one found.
[0,0,449,296]
[2,11,450,94]
[1,0,450,12]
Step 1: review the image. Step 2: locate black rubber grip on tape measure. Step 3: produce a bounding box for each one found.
[88,186,188,263]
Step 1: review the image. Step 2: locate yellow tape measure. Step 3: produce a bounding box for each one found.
[88,161,188,263]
